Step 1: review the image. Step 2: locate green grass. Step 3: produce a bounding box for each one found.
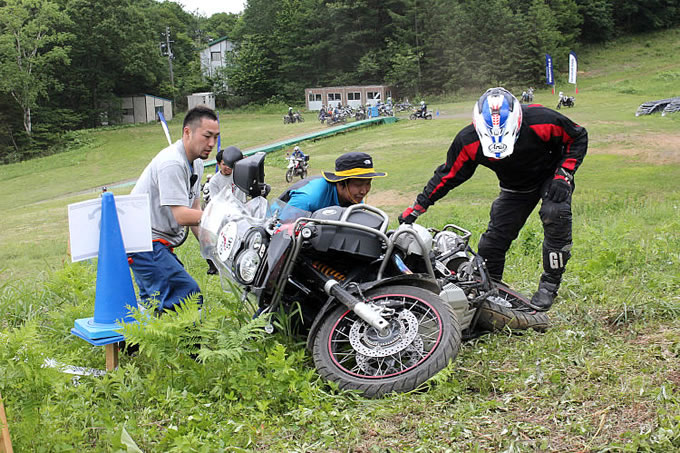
[1,28,680,452]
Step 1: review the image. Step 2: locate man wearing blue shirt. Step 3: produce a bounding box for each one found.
[279,152,387,211]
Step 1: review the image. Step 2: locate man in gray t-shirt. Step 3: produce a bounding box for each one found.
[128,106,219,312]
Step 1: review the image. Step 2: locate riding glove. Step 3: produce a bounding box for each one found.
[398,204,426,224]
[546,175,572,202]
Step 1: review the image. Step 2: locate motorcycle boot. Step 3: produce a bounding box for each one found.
[529,243,571,311]
[529,273,561,311]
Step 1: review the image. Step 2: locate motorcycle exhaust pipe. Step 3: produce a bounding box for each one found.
[324,280,390,335]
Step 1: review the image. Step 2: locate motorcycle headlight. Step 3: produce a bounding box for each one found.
[234,249,261,284]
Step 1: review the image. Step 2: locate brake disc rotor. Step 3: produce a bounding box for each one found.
[356,336,424,375]
[348,309,419,358]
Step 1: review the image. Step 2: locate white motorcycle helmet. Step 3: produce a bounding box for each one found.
[293,146,300,153]
[472,87,522,159]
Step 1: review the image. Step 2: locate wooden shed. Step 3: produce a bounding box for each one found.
[120,94,173,124]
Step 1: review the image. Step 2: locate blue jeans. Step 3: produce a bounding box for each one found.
[128,241,202,313]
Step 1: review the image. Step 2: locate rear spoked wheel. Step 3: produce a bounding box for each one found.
[476,282,550,332]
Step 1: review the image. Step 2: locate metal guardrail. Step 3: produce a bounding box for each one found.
[204,116,398,167]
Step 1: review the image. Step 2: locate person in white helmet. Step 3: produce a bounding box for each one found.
[417,100,427,117]
[399,87,588,311]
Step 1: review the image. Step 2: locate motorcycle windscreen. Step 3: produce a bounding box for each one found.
[198,189,268,268]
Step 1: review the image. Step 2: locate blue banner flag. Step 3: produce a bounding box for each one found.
[157,111,172,145]
[545,54,554,86]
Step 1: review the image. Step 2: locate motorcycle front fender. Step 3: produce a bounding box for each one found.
[304,273,440,351]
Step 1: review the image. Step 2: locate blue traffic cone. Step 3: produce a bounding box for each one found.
[72,192,138,345]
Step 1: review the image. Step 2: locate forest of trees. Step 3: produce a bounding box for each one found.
[1,0,679,162]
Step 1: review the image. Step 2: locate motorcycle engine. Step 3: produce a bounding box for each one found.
[393,223,432,256]
[433,231,469,274]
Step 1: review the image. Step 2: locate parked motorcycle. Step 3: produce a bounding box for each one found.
[409,109,433,120]
[199,153,548,397]
[557,96,575,109]
[285,154,309,182]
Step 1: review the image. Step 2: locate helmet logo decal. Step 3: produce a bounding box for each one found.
[488,142,507,153]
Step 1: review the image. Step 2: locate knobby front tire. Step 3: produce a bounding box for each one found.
[312,285,461,398]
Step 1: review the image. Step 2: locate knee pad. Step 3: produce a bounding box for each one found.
[539,200,571,226]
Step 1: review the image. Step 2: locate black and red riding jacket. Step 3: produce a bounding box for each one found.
[414,104,588,211]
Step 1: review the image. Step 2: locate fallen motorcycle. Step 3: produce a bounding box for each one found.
[199,154,548,397]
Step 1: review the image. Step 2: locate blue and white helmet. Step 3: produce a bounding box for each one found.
[473,87,522,159]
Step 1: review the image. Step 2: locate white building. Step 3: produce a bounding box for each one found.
[305,85,393,111]
[199,36,235,78]
[187,92,216,111]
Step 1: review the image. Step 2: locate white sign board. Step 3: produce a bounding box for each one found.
[68,194,153,262]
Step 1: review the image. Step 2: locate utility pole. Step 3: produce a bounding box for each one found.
[160,26,175,113]
[161,26,174,89]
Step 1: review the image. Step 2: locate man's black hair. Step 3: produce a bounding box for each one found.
[183,105,218,129]
[216,149,224,164]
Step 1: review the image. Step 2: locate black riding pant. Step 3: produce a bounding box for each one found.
[477,177,572,282]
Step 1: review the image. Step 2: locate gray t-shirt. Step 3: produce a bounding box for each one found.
[206,171,247,203]
[132,140,204,246]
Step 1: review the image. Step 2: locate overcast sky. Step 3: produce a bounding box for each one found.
[177,0,246,16]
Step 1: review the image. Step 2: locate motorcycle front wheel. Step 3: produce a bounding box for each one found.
[285,168,294,183]
[312,285,461,398]
[475,282,550,332]
[409,113,417,120]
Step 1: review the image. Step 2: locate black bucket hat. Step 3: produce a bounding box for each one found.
[322,152,387,182]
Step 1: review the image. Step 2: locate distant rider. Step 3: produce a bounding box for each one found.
[418,100,427,117]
